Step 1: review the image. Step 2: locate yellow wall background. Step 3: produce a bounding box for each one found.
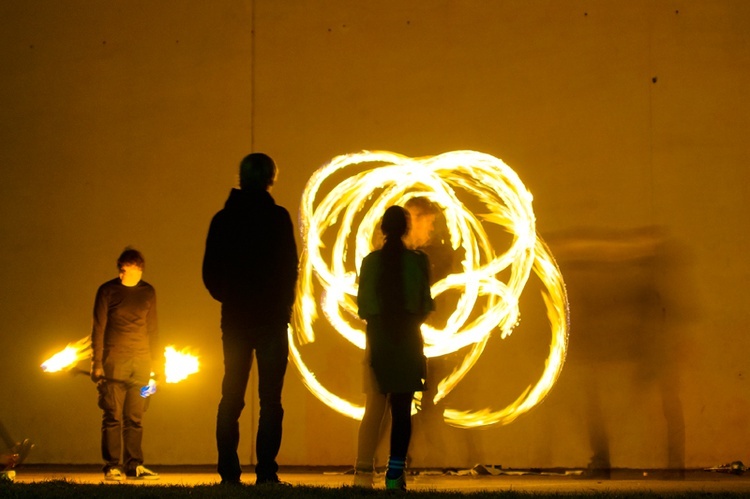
[1,0,749,470]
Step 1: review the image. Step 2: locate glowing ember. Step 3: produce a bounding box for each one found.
[290,150,569,427]
[164,346,199,383]
[40,336,91,373]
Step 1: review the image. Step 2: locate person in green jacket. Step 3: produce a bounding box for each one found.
[356,205,434,491]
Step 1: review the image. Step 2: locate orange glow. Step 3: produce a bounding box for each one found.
[164,346,199,383]
[290,150,569,427]
[40,336,91,373]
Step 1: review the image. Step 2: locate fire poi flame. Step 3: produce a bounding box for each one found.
[40,336,92,373]
[290,150,570,427]
[42,340,199,384]
[164,345,199,383]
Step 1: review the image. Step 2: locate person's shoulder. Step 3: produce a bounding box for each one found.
[361,250,382,265]
[98,278,120,290]
[138,280,156,292]
[272,203,292,218]
[407,249,429,260]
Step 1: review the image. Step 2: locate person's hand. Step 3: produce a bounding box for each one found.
[91,368,104,383]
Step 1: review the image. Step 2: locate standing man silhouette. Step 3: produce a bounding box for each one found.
[90,248,160,481]
[203,153,299,485]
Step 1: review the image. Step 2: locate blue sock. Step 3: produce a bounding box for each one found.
[386,457,406,479]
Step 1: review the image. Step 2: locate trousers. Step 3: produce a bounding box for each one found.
[216,326,288,482]
[97,354,151,472]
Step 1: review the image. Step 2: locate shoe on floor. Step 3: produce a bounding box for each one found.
[353,470,374,488]
[104,468,125,481]
[385,472,406,491]
[127,465,159,480]
[255,475,291,486]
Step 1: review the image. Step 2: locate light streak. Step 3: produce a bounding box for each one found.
[41,340,200,386]
[290,150,570,427]
[40,336,91,373]
[164,346,200,383]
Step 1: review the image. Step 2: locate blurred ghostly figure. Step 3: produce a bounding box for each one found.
[403,197,462,465]
[547,226,690,478]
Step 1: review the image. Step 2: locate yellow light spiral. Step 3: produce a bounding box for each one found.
[289,150,569,427]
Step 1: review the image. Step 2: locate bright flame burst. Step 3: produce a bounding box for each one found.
[290,150,569,427]
[164,346,200,383]
[40,336,91,372]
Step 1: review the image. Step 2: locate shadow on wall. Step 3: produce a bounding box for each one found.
[546,226,694,475]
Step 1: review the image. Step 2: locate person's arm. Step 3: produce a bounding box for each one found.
[90,285,108,381]
[357,253,377,320]
[279,209,299,318]
[202,214,226,302]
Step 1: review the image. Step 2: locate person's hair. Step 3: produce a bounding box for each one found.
[239,153,277,190]
[117,248,145,270]
[378,206,409,317]
[404,196,439,215]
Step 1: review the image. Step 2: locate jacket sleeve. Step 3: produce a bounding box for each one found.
[278,209,299,314]
[357,254,378,320]
[90,285,108,370]
[202,214,226,302]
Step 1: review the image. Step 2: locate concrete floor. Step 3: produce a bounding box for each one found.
[8,466,750,494]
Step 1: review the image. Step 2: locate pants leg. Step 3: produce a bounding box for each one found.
[217,335,253,481]
[356,389,388,471]
[389,393,414,460]
[98,380,126,471]
[122,383,146,471]
[254,330,288,481]
[123,356,150,472]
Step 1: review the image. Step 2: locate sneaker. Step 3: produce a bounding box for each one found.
[353,470,374,488]
[255,475,291,486]
[220,478,242,486]
[104,468,125,481]
[127,465,159,480]
[385,472,406,492]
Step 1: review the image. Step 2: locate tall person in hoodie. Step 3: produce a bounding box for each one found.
[202,153,298,485]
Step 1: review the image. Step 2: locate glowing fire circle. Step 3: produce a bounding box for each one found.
[289,150,569,427]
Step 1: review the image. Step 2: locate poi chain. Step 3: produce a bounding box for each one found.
[289,150,569,427]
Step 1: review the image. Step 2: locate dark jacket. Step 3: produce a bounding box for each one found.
[202,188,299,332]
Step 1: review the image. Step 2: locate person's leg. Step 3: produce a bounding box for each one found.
[386,392,413,489]
[217,334,254,482]
[98,379,126,474]
[355,389,388,472]
[123,356,150,475]
[254,327,288,483]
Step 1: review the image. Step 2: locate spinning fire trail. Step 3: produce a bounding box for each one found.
[41,337,200,397]
[289,150,569,427]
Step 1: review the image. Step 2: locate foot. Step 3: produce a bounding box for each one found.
[385,472,406,492]
[104,468,125,481]
[220,477,242,485]
[126,465,159,480]
[256,475,291,486]
[353,470,374,488]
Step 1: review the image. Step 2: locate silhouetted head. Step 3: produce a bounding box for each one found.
[381,205,409,242]
[117,247,144,287]
[239,153,277,191]
[117,248,145,271]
